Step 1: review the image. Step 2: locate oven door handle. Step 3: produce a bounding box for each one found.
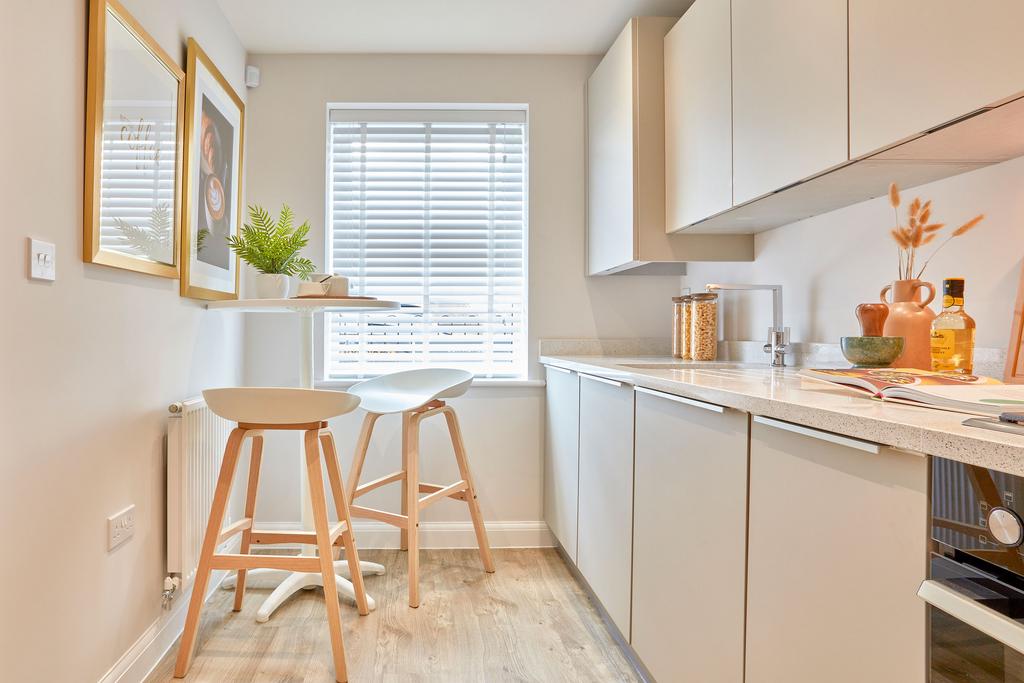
[919,579,1024,654]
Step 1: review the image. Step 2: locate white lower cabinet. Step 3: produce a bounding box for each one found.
[745,417,928,683]
[543,365,580,560]
[631,388,748,683]
[577,374,635,636]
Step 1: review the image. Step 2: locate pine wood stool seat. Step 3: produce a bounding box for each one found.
[347,369,495,608]
[174,388,368,683]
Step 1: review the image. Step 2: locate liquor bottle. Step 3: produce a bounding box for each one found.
[930,278,976,373]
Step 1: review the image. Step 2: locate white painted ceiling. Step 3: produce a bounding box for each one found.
[216,0,694,55]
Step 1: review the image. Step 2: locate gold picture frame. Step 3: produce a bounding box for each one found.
[1006,267,1024,383]
[180,38,245,301]
[84,0,185,277]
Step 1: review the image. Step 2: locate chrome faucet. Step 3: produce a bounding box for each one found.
[705,284,791,367]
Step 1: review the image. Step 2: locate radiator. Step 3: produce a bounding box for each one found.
[167,397,232,587]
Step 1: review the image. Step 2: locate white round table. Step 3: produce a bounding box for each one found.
[207,297,401,621]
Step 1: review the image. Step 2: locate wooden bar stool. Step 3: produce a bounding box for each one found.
[347,369,496,608]
[174,388,368,683]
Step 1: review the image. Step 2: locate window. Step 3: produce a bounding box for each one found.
[324,106,528,380]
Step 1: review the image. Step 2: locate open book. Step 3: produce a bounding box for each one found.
[798,368,1024,416]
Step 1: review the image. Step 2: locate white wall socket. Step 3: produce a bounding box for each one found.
[107,505,136,551]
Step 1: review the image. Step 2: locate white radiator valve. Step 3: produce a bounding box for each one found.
[162,576,181,609]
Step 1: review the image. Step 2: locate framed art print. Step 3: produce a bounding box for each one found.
[84,0,185,277]
[180,38,244,300]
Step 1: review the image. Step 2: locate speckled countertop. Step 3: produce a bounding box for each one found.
[540,354,1024,477]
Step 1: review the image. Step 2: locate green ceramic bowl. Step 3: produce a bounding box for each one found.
[840,336,905,368]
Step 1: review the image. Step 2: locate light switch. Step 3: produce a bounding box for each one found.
[30,238,55,281]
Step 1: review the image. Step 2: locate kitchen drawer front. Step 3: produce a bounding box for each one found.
[632,388,748,682]
[745,418,927,683]
[577,374,635,636]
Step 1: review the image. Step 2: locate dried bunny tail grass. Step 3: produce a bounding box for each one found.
[911,223,924,246]
[952,214,985,237]
[918,206,931,225]
[891,228,910,248]
[920,233,938,246]
[909,197,922,216]
[923,222,945,233]
[888,182,901,208]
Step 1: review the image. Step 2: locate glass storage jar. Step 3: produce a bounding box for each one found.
[672,296,691,359]
[690,292,719,361]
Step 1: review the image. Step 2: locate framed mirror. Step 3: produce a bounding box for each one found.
[1007,268,1024,383]
[84,0,185,277]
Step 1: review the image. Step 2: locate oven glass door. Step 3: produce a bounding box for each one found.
[928,555,1024,682]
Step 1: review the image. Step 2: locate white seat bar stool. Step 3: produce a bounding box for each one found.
[347,369,496,607]
[174,388,369,683]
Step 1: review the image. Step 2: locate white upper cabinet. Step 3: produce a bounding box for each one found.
[731,0,848,205]
[664,0,733,231]
[588,17,753,272]
[850,0,1024,158]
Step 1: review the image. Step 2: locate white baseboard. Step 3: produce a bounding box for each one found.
[99,521,552,683]
[255,519,554,550]
[97,570,228,683]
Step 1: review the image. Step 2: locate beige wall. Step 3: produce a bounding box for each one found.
[241,53,683,530]
[0,1,246,680]
[683,156,1024,354]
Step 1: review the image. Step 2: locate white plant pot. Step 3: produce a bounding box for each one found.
[254,273,290,299]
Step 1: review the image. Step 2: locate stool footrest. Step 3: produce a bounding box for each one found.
[418,480,469,509]
[210,554,321,572]
[353,470,406,499]
[350,504,408,528]
[218,517,253,544]
[250,521,347,547]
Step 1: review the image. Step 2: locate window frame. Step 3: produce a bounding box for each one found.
[316,102,531,384]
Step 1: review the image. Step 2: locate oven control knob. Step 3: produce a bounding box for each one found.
[988,507,1024,547]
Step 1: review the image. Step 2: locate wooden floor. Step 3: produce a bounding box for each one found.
[148,549,642,682]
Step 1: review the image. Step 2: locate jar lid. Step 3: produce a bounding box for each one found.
[691,292,718,301]
[672,296,686,302]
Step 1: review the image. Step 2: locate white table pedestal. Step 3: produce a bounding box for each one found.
[207,298,400,621]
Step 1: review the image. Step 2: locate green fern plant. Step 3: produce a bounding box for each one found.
[226,204,316,279]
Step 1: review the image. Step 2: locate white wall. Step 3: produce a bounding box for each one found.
[0,1,247,680]
[684,157,1024,353]
[242,53,683,532]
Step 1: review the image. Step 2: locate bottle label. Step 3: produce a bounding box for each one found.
[931,329,957,358]
[942,295,964,308]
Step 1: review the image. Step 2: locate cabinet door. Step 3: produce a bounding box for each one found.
[543,366,580,561]
[849,0,1024,158]
[665,0,733,230]
[732,0,848,204]
[632,389,747,683]
[745,417,927,683]
[587,22,635,275]
[577,374,634,636]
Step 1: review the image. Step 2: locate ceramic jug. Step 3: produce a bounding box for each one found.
[880,279,936,369]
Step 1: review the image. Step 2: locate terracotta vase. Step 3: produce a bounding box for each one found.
[880,279,936,369]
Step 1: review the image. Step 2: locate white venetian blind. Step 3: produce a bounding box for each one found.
[325,107,528,379]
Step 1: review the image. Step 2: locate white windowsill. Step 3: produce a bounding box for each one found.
[316,378,546,390]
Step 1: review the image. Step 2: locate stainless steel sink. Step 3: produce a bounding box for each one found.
[619,362,767,370]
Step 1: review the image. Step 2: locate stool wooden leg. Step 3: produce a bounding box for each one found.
[320,430,370,616]
[233,434,263,612]
[346,413,378,502]
[174,428,246,679]
[405,412,421,607]
[305,429,349,683]
[400,412,411,552]
[443,407,496,573]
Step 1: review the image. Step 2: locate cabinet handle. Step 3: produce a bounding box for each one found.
[635,386,724,413]
[918,579,1024,654]
[544,365,573,375]
[580,373,627,388]
[753,416,880,454]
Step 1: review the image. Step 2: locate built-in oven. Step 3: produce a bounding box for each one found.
[924,456,1024,682]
